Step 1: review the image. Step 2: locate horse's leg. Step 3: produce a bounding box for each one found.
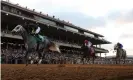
[116,51,119,64]
[116,57,118,64]
[37,51,43,66]
[37,56,42,66]
[37,54,39,66]
[83,58,85,64]
[54,59,56,64]
[92,57,95,64]
[26,60,28,66]
[120,50,123,64]
[81,58,84,64]
[119,57,121,64]
[38,57,42,64]
[115,55,117,64]
[82,58,84,64]
[87,57,90,64]
[122,53,125,64]
[84,58,86,64]
[124,57,126,64]
[121,55,124,64]
[81,57,84,64]
[31,59,34,64]
[117,58,119,64]
[123,53,126,64]
[123,58,125,64]
[25,51,29,66]
[121,51,124,64]
[116,53,120,64]
[85,58,88,64]
[53,59,55,64]
[92,54,96,64]
[123,57,126,64]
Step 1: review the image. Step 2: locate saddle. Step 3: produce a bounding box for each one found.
[35,34,45,43]
[34,34,46,51]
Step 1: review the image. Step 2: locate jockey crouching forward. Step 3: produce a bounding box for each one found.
[84,39,92,48]
[117,42,123,49]
[84,39,95,55]
[29,23,42,50]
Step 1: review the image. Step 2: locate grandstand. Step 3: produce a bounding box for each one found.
[1,0,112,64]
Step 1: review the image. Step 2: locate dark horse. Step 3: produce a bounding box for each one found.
[11,24,61,66]
[81,45,96,64]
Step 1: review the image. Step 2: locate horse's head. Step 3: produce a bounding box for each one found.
[114,44,118,50]
[11,25,25,33]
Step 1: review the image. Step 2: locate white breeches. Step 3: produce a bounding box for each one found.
[85,42,92,48]
[35,27,40,34]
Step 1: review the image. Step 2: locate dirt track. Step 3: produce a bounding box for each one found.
[1,64,133,80]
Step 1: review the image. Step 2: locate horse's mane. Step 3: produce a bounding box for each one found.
[21,24,32,34]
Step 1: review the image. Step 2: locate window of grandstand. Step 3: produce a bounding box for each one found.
[34,15,56,25]
[84,32,94,37]
[2,5,10,11]
[98,37,105,40]
[93,45,96,47]
[64,25,78,32]
[56,22,64,27]
[92,44,102,48]
[10,8,21,15]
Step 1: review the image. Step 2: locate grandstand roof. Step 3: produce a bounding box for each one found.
[1,0,111,53]
[1,0,104,37]
[1,11,111,44]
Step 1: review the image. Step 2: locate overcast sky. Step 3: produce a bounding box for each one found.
[5,0,133,56]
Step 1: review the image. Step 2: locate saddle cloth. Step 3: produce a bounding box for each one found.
[90,47,95,55]
[35,35,45,42]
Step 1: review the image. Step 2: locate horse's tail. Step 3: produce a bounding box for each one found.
[48,41,61,53]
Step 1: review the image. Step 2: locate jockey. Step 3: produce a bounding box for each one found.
[84,39,92,48]
[28,23,42,50]
[117,42,123,49]
[84,39,94,55]
[29,24,40,35]
[28,23,41,38]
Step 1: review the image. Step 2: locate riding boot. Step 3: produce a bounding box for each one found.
[36,42,40,51]
[36,34,42,42]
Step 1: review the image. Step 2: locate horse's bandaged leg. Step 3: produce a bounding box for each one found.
[31,60,34,64]
[38,59,42,64]
[29,56,32,60]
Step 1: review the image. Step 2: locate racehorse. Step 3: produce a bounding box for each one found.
[11,24,61,66]
[81,45,96,64]
[114,44,127,64]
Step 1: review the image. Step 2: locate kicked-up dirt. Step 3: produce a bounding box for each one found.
[1,64,133,80]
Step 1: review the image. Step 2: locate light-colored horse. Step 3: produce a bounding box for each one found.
[114,44,127,64]
[11,24,61,66]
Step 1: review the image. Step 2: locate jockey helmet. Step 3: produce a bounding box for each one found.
[117,42,121,45]
[84,40,88,44]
